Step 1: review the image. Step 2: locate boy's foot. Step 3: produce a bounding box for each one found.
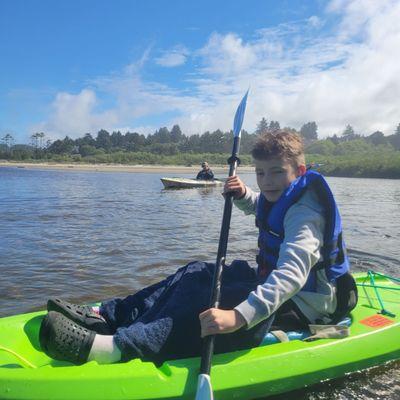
[39,311,96,365]
[47,298,113,335]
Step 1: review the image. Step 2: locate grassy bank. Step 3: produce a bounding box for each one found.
[307,152,400,179]
[2,151,400,179]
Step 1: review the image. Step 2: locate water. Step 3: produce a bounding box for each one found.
[1,166,399,399]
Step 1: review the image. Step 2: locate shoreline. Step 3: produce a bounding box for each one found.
[0,161,255,174]
[1,161,399,179]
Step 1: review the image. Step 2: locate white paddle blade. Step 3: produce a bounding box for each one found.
[195,373,214,400]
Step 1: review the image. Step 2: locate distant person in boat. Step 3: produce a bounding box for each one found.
[196,161,214,180]
[39,131,357,366]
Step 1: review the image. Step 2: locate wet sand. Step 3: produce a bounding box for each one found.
[0,161,255,174]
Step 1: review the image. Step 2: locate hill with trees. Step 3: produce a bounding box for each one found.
[1,121,400,178]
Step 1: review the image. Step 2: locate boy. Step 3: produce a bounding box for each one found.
[40,131,357,365]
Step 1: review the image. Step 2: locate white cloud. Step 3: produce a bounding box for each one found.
[37,0,400,140]
[307,15,323,28]
[197,33,259,75]
[33,89,118,139]
[155,45,189,67]
[187,0,400,137]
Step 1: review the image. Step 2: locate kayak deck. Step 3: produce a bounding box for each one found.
[1,271,399,400]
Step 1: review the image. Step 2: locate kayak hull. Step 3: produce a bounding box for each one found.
[161,177,224,189]
[1,272,399,400]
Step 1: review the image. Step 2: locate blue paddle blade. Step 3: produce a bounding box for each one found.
[233,90,249,138]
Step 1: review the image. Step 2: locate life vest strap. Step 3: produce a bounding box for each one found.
[329,272,358,323]
[257,240,280,257]
[256,218,284,239]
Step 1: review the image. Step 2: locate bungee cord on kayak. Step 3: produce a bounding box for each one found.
[357,270,400,318]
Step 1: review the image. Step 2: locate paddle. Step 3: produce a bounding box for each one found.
[195,90,249,400]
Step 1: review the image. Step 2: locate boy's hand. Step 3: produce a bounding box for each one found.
[223,176,246,199]
[199,308,246,337]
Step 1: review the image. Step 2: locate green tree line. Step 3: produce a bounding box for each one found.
[1,120,400,178]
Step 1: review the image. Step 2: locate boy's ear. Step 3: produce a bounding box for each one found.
[297,165,306,176]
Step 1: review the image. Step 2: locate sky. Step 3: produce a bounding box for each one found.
[1,0,400,144]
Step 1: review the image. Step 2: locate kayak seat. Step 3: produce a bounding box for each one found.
[260,317,352,346]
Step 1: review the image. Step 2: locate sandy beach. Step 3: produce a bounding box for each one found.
[0,161,255,174]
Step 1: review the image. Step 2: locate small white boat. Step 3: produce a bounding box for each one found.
[160,177,225,189]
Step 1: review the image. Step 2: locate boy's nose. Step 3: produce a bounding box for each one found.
[262,175,273,183]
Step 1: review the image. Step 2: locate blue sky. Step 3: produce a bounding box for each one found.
[1,0,399,143]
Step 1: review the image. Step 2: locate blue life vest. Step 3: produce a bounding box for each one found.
[256,170,349,292]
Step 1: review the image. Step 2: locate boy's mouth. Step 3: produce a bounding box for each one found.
[263,189,282,198]
[264,189,280,194]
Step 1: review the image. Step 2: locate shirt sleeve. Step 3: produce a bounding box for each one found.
[234,197,325,329]
[233,186,259,215]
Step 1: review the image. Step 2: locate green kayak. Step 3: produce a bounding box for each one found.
[1,271,399,400]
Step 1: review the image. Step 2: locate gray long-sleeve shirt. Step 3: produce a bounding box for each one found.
[234,186,337,329]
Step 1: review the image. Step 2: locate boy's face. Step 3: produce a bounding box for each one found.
[254,157,304,202]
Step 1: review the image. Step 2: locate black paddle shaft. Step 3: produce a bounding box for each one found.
[200,135,241,375]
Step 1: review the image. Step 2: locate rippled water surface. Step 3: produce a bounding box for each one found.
[1,166,399,399]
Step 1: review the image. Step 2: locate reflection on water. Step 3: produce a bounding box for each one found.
[0,166,399,399]
[269,359,400,400]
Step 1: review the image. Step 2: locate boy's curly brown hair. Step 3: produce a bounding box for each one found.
[251,130,305,167]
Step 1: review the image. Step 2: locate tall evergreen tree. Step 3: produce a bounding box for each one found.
[300,122,318,142]
[111,131,124,148]
[38,132,45,148]
[151,127,171,144]
[255,117,269,134]
[1,133,14,148]
[170,125,183,143]
[341,125,356,141]
[30,133,39,148]
[48,136,75,154]
[80,133,96,146]
[367,131,386,146]
[389,123,400,150]
[330,134,340,145]
[125,132,146,151]
[268,121,280,132]
[96,130,111,150]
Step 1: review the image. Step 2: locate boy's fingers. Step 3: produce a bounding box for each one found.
[224,182,241,193]
[201,321,219,337]
[224,177,244,192]
[199,308,215,320]
[199,310,208,320]
[225,177,240,187]
[200,314,215,337]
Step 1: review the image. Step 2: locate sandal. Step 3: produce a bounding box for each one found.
[39,311,96,365]
[47,298,113,335]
